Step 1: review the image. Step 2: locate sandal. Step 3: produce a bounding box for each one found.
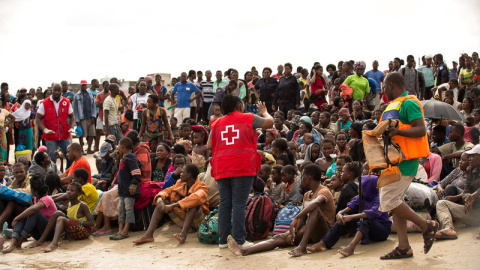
[423,220,439,254]
[380,247,413,260]
[110,234,129,241]
[435,230,457,240]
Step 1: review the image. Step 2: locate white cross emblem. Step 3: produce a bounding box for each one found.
[221,125,239,145]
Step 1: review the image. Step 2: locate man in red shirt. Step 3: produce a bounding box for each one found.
[271,65,284,80]
[36,83,75,169]
[59,142,92,185]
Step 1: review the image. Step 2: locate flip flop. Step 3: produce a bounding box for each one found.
[435,230,458,240]
[132,238,154,244]
[93,231,113,237]
[0,222,7,238]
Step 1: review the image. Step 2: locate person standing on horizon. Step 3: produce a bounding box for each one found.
[172,72,201,124]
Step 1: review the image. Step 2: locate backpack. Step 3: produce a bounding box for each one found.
[245,194,276,241]
[197,208,219,244]
[273,204,302,236]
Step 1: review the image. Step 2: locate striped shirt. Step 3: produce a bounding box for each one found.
[200,80,215,103]
[103,95,119,126]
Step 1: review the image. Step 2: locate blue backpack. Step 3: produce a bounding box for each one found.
[272,204,302,236]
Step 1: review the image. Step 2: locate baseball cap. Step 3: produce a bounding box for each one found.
[465,145,480,155]
[99,142,113,157]
[425,54,433,60]
[105,135,116,143]
[80,80,88,85]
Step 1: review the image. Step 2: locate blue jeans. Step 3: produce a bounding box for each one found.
[118,197,135,224]
[217,176,254,245]
[133,119,141,132]
[11,212,54,241]
[322,218,390,248]
[45,139,72,169]
[104,124,122,143]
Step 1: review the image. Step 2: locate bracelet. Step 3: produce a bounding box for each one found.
[80,221,84,226]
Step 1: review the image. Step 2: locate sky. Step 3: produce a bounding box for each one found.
[1,0,479,93]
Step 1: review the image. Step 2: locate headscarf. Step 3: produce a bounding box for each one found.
[290,115,301,127]
[145,76,153,82]
[300,116,312,125]
[176,139,192,153]
[12,100,31,122]
[338,108,352,122]
[266,129,279,139]
[353,61,366,70]
[304,142,323,162]
[191,125,209,145]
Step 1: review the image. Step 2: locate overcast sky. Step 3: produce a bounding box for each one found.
[1,0,479,92]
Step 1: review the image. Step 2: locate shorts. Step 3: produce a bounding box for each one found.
[96,116,104,130]
[379,175,414,212]
[168,207,205,232]
[79,119,96,137]
[66,220,91,240]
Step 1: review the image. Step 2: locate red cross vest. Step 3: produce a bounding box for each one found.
[42,97,71,141]
[210,111,261,180]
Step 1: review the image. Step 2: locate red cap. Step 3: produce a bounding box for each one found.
[80,80,88,85]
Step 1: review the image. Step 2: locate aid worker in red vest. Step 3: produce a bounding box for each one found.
[208,94,273,248]
[35,83,76,168]
[379,72,438,260]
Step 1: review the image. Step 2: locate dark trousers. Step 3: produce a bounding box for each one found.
[425,86,434,100]
[11,211,54,241]
[217,176,254,245]
[322,218,390,248]
[133,119,141,132]
[279,102,296,117]
[200,102,212,124]
[190,107,197,122]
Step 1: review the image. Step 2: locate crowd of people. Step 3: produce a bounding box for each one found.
[0,51,480,260]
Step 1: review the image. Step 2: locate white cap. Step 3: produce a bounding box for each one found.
[465,145,480,155]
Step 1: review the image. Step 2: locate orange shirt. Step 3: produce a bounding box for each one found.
[66,156,92,183]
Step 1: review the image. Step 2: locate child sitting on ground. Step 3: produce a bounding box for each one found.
[163,155,187,190]
[110,137,141,241]
[41,182,94,252]
[133,164,209,245]
[1,177,57,253]
[326,174,343,207]
[191,125,208,173]
[93,142,114,191]
[210,104,223,122]
[298,133,313,159]
[306,166,391,257]
[336,162,360,214]
[259,150,276,167]
[464,116,479,145]
[282,165,302,205]
[227,164,335,257]
[263,129,278,152]
[53,169,99,214]
[265,165,285,204]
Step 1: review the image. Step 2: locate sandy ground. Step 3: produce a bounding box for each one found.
[3,137,480,269]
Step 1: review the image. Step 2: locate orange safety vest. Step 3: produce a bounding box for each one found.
[380,95,430,160]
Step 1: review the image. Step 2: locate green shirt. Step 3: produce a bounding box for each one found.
[397,92,423,176]
[212,80,228,93]
[344,74,370,100]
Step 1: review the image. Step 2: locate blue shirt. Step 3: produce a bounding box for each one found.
[364,70,384,92]
[171,82,200,108]
[87,88,99,114]
[367,78,378,94]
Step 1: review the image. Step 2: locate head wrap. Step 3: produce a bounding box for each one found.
[300,116,312,125]
[176,139,192,153]
[144,76,153,82]
[338,108,350,117]
[290,115,301,127]
[191,125,209,145]
[353,61,366,70]
[12,100,31,122]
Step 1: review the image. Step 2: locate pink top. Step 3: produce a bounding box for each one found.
[464,126,473,143]
[427,153,442,184]
[34,196,57,220]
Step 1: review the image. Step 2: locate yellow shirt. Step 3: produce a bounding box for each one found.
[78,183,99,213]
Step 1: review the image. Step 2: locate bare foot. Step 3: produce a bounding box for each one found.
[25,241,45,249]
[132,235,154,244]
[2,244,17,254]
[227,235,244,256]
[41,244,58,253]
[306,241,327,253]
[338,245,355,257]
[288,246,307,257]
[95,227,112,234]
[173,233,186,244]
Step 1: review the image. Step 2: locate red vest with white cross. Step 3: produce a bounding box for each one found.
[210,111,261,180]
[41,96,71,141]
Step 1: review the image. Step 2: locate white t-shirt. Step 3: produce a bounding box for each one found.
[129,93,149,120]
[37,96,73,115]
